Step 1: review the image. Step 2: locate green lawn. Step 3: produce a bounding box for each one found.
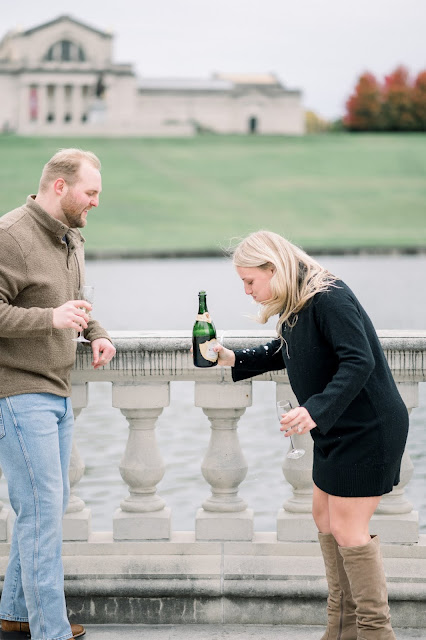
[1,133,425,252]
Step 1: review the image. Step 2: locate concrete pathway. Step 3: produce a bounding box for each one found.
[1,624,425,639]
[3,624,423,640]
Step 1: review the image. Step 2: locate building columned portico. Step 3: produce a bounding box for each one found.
[0,330,424,627]
[0,15,304,137]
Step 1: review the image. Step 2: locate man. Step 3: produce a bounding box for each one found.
[0,149,116,640]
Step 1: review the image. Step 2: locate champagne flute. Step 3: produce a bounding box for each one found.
[276,400,305,460]
[72,285,94,343]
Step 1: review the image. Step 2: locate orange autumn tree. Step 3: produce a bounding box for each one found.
[344,66,426,131]
[381,66,416,131]
[344,72,382,130]
[412,71,426,131]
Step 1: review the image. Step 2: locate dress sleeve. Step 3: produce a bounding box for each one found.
[232,337,285,382]
[303,289,375,434]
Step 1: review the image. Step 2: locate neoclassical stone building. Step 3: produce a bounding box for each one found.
[0,15,304,136]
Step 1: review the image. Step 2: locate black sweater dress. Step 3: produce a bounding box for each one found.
[232,280,409,498]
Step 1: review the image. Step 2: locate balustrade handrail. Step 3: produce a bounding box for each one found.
[72,329,426,382]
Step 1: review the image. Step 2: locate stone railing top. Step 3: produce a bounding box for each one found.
[71,330,426,383]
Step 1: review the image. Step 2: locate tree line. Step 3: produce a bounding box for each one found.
[344,66,426,131]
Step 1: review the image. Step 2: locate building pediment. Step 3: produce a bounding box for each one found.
[0,15,113,68]
[22,15,112,39]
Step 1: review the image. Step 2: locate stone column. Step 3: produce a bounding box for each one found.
[112,383,171,540]
[64,383,91,541]
[46,83,56,124]
[56,84,66,127]
[17,84,30,132]
[73,83,84,129]
[195,381,253,541]
[371,381,419,543]
[276,383,317,541]
[38,84,48,127]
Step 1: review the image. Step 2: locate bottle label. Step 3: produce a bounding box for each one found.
[196,312,212,323]
[199,338,219,362]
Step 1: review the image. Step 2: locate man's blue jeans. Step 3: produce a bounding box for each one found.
[0,393,74,640]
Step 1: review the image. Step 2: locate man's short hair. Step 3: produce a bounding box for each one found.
[39,148,101,192]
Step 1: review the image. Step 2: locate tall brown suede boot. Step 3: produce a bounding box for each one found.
[338,536,396,639]
[318,532,357,640]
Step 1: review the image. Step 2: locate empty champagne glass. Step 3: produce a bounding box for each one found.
[276,400,305,460]
[72,285,94,343]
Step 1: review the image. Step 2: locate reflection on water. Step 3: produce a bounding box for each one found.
[0,256,425,533]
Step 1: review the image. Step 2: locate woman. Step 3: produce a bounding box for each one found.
[215,230,409,640]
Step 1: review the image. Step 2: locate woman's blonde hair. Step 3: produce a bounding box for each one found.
[232,230,337,336]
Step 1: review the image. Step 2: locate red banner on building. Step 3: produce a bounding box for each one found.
[29,87,38,120]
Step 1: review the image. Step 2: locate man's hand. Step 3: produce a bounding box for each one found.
[91,338,116,369]
[53,300,91,330]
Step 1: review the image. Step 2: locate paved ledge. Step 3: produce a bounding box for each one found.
[1,533,424,628]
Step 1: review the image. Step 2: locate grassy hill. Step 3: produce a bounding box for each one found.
[1,133,425,253]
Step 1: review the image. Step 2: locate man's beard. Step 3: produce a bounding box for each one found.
[60,192,88,228]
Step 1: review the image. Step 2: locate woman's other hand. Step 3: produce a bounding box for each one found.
[279,406,317,436]
[214,342,236,367]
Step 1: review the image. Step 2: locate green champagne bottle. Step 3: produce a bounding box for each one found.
[192,291,218,367]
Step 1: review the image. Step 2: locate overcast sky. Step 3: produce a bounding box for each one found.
[2,0,425,120]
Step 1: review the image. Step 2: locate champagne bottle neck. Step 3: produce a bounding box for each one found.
[198,293,208,314]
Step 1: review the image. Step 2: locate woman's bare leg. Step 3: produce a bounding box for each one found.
[312,483,381,545]
[312,483,331,533]
[328,494,381,547]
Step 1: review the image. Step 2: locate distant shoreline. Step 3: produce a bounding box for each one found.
[85,246,426,260]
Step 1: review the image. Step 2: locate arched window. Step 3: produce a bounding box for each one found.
[44,40,86,62]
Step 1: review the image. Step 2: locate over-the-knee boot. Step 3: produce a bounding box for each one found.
[338,536,396,640]
[318,533,357,640]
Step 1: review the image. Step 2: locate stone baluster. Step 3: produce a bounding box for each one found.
[64,383,91,541]
[372,381,419,543]
[276,382,317,541]
[195,381,253,541]
[112,383,171,540]
[0,466,11,542]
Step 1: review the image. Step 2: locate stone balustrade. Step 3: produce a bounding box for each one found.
[61,331,426,543]
[0,329,425,627]
[59,329,426,545]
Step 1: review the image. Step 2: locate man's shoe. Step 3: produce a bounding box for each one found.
[1,619,85,638]
[1,619,30,632]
